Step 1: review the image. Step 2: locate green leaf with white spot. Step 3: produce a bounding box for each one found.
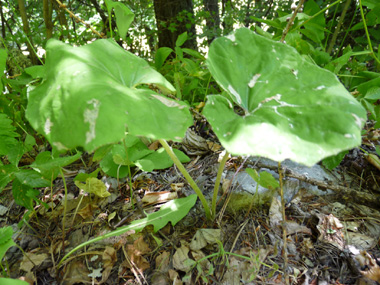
[26,39,192,151]
[204,28,366,167]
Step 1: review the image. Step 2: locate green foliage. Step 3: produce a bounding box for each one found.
[75,177,110,198]
[0,114,20,161]
[0,226,15,263]
[204,28,366,167]
[0,49,6,91]
[105,0,134,40]
[322,150,349,170]
[58,194,198,267]
[0,112,80,210]
[246,169,279,190]
[30,151,81,180]
[156,32,215,104]
[0,278,28,285]
[96,135,190,178]
[26,39,192,152]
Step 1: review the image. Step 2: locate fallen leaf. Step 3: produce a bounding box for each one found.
[316,214,345,250]
[155,251,170,272]
[190,229,221,251]
[142,191,178,204]
[101,246,117,282]
[168,269,183,285]
[125,236,151,272]
[20,252,48,273]
[62,260,91,284]
[173,242,193,272]
[77,204,98,219]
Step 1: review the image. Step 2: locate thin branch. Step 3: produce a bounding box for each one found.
[54,0,104,38]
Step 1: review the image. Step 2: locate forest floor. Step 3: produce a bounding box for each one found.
[2,129,380,285]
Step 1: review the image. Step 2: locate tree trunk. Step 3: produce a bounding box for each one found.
[221,0,234,34]
[0,1,6,39]
[17,0,39,64]
[203,0,220,44]
[43,0,53,39]
[153,0,197,50]
[52,0,69,40]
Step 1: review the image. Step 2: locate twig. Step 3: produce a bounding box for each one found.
[281,0,305,42]
[327,0,352,54]
[278,162,289,285]
[54,0,104,38]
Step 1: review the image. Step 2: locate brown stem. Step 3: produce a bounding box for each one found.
[43,0,53,39]
[17,0,39,64]
[327,0,352,54]
[54,0,104,38]
[280,0,306,43]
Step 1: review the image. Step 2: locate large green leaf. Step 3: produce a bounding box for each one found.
[204,28,366,167]
[59,194,197,266]
[26,39,192,151]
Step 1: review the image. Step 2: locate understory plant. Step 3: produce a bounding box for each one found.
[25,26,365,245]
[23,14,367,265]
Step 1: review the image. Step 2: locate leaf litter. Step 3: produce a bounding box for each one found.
[1,135,380,284]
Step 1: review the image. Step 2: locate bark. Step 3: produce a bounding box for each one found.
[327,0,352,54]
[244,0,253,28]
[43,0,53,40]
[0,1,6,39]
[17,0,39,65]
[52,0,69,40]
[203,0,220,44]
[153,0,197,50]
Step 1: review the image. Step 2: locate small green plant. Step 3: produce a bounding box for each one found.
[0,226,29,284]
[95,134,190,178]
[155,32,216,104]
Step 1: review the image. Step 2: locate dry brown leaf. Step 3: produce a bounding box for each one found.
[269,197,282,234]
[191,250,210,271]
[285,220,312,236]
[20,252,49,273]
[125,236,151,272]
[173,242,192,272]
[62,260,91,284]
[190,229,221,251]
[222,179,231,194]
[77,203,98,219]
[142,191,178,204]
[155,251,171,272]
[148,140,161,150]
[101,246,117,283]
[316,214,345,250]
[207,141,221,152]
[169,269,183,285]
[170,183,184,192]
